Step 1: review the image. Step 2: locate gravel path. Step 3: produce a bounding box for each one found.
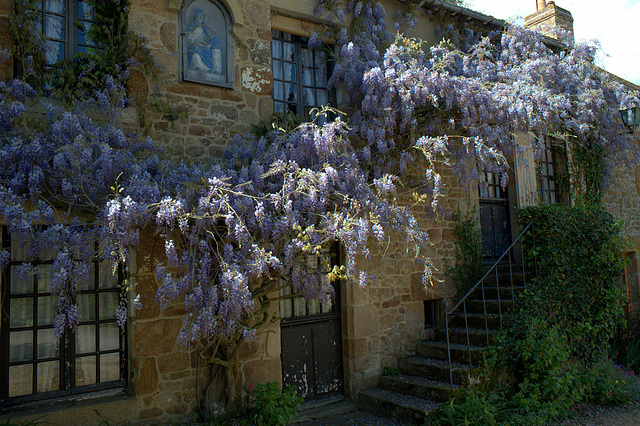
[554,400,640,425]
[298,400,640,425]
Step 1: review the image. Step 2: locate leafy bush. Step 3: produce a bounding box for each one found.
[435,205,629,424]
[381,366,400,376]
[251,382,303,426]
[518,204,625,363]
[429,387,500,426]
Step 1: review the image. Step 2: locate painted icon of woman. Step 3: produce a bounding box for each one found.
[186,9,223,75]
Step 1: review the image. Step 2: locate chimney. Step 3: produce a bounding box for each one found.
[524,0,574,43]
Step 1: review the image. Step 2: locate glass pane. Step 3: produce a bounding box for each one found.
[317,90,328,107]
[273,61,282,80]
[274,81,283,101]
[314,50,326,67]
[9,364,33,397]
[11,265,33,294]
[316,66,327,87]
[301,49,313,68]
[75,356,96,387]
[293,297,306,317]
[308,299,320,315]
[78,22,94,46]
[99,263,118,289]
[304,88,315,107]
[45,41,65,65]
[279,287,292,318]
[76,325,96,354]
[99,293,118,320]
[10,298,34,327]
[78,263,95,291]
[44,0,65,13]
[284,63,296,83]
[286,102,298,115]
[10,330,34,362]
[78,293,96,322]
[37,264,51,292]
[302,68,313,86]
[100,353,120,382]
[99,323,120,351]
[11,242,28,262]
[271,40,282,59]
[37,361,60,392]
[283,42,295,61]
[321,297,333,313]
[38,296,55,326]
[37,329,59,359]
[39,245,57,261]
[274,101,285,113]
[44,15,64,40]
[286,83,297,103]
[78,0,94,19]
[282,32,293,42]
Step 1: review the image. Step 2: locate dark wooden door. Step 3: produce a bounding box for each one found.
[280,255,343,399]
[480,172,512,261]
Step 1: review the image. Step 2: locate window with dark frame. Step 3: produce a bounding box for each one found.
[538,138,557,204]
[0,227,126,407]
[271,30,332,124]
[33,0,98,67]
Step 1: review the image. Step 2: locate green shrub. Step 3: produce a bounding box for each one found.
[381,366,400,376]
[435,205,629,424]
[251,382,303,426]
[429,387,500,426]
[518,204,625,363]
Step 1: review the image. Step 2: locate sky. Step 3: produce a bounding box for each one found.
[467,0,640,86]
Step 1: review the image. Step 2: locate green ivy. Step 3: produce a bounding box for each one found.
[9,0,159,104]
[432,204,628,424]
[445,210,483,302]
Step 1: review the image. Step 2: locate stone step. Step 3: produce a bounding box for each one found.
[469,285,524,300]
[358,388,440,425]
[416,340,484,365]
[398,356,470,384]
[464,298,518,315]
[448,312,502,330]
[379,374,459,402]
[434,327,495,347]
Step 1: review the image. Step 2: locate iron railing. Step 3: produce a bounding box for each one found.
[444,221,537,387]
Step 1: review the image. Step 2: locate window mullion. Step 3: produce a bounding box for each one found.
[296,38,304,116]
[0,226,10,399]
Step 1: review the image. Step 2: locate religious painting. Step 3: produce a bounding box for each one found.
[180,0,233,87]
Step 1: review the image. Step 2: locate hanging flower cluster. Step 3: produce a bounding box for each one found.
[0,0,637,359]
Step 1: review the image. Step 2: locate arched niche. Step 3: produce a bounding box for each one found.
[179,0,234,88]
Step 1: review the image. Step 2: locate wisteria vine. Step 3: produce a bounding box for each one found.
[0,0,638,371]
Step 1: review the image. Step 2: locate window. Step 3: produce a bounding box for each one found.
[538,138,557,204]
[180,0,234,88]
[271,30,332,123]
[33,0,98,66]
[0,228,126,408]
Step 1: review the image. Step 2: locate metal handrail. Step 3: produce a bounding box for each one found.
[445,221,536,387]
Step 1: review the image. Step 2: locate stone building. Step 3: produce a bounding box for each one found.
[0,0,638,424]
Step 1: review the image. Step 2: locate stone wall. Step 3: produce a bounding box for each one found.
[604,132,640,316]
[341,157,470,398]
[0,0,467,423]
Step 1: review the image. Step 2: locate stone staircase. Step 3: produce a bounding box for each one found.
[358,272,527,424]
